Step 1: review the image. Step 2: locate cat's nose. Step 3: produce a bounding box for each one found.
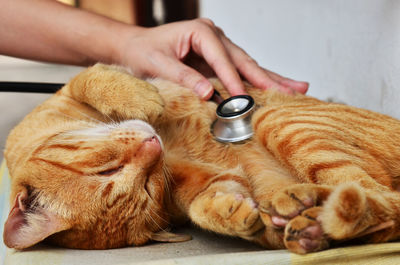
[137,135,163,157]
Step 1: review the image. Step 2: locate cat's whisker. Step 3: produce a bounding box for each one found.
[114,111,125,124]
[69,108,109,126]
[100,111,121,127]
[47,134,110,143]
[62,132,110,137]
[52,109,99,128]
[48,138,109,144]
[162,165,173,196]
[58,127,114,139]
[146,206,168,231]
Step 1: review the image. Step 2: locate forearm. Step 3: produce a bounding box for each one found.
[0,0,137,66]
[0,1,309,97]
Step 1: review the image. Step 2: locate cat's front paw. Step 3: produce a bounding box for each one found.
[101,78,165,122]
[68,64,165,122]
[190,192,264,238]
[214,192,263,237]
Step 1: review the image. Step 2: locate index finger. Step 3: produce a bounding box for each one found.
[221,36,309,94]
[189,22,247,97]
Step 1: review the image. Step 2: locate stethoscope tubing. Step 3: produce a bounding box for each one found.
[0,82,63,93]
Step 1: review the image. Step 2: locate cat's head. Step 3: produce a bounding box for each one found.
[4,119,184,249]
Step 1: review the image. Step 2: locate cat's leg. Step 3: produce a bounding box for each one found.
[265,182,400,254]
[251,105,400,252]
[318,183,399,245]
[167,157,264,241]
[63,64,164,122]
[252,104,394,189]
[236,143,302,248]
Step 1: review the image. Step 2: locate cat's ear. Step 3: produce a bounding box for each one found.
[151,230,192,243]
[3,189,70,249]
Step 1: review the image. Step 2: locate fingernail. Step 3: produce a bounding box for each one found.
[295,81,309,89]
[282,79,309,89]
[194,80,213,100]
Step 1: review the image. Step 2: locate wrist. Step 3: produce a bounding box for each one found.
[68,7,144,67]
[107,24,146,68]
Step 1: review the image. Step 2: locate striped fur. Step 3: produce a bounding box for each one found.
[4,64,400,254]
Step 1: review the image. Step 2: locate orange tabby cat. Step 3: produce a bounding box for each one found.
[4,64,400,254]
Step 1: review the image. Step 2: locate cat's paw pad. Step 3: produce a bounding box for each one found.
[260,184,331,229]
[284,207,329,254]
[212,192,264,237]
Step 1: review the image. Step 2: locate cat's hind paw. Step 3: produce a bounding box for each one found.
[256,184,332,251]
[284,207,329,254]
[320,182,396,242]
[259,184,332,229]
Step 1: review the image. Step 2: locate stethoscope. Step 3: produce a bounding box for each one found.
[210,90,254,143]
[0,82,255,143]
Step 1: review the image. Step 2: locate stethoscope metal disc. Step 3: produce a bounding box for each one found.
[211,95,255,143]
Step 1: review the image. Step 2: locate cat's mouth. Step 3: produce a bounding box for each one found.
[136,136,163,177]
[139,136,165,198]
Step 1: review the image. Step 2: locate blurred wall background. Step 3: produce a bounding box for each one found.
[201,0,400,118]
[2,0,400,119]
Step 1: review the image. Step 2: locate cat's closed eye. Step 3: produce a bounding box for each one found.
[97,165,124,176]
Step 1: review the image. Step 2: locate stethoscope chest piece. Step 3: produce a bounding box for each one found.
[211,95,255,143]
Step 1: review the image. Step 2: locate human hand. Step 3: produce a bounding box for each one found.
[117,18,309,100]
